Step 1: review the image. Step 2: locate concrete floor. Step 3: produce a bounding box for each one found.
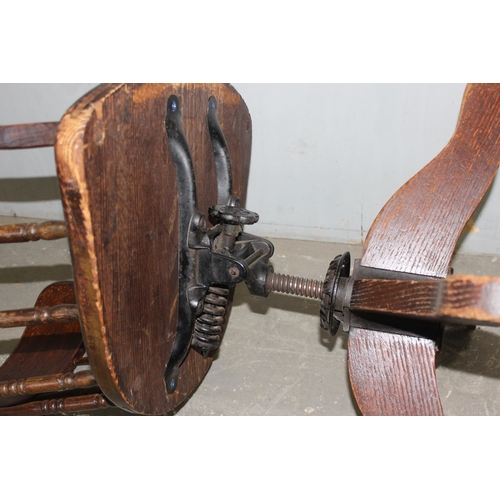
[1,215,500,416]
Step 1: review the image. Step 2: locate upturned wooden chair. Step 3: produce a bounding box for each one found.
[1,83,500,415]
[0,84,252,415]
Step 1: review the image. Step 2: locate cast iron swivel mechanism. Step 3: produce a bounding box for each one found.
[164,95,274,393]
[163,93,500,397]
[164,94,324,394]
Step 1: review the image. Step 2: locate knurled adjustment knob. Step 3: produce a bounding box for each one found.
[320,252,351,336]
[209,205,259,225]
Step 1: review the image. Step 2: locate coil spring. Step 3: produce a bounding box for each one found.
[266,273,323,299]
[192,286,230,355]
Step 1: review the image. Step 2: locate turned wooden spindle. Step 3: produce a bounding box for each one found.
[0,220,67,243]
[0,304,79,328]
[74,356,89,366]
[0,393,110,416]
[0,370,97,398]
[0,122,58,149]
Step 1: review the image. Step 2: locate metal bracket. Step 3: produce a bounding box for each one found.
[207,96,232,205]
[164,95,199,394]
[320,257,442,342]
[164,93,446,398]
[164,94,274,395]
[346,261,442,343]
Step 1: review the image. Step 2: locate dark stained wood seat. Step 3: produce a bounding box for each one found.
[0,83,251,415]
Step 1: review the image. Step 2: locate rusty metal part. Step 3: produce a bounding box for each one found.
[319,252,351,335]
[192,286,230,356]
[266,272,323,299]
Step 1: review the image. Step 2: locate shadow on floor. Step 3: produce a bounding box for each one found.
[437,324,500,380]
[0,264,73,283]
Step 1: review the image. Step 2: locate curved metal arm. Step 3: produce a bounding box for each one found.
[207,96,233,205]
[164,95,199,394]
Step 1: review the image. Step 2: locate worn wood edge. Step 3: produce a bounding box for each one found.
[348,328,444,416]
[55,83,135,413]
[361,83,500,277]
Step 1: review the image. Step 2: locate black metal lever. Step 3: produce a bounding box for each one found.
[164,95,200,394]
[207,95,233,206]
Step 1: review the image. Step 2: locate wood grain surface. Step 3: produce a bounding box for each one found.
[348,328,443,416]
[56,84,251,415]
[0,281,84,408]
[348,84,500,416]
[0,122,58,149]
[362,84,500,278]
[350,274,500,326]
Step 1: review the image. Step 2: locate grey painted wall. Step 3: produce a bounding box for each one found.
[1,83,499,255]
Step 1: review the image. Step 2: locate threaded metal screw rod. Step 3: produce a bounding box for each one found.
[266,272,323,300]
